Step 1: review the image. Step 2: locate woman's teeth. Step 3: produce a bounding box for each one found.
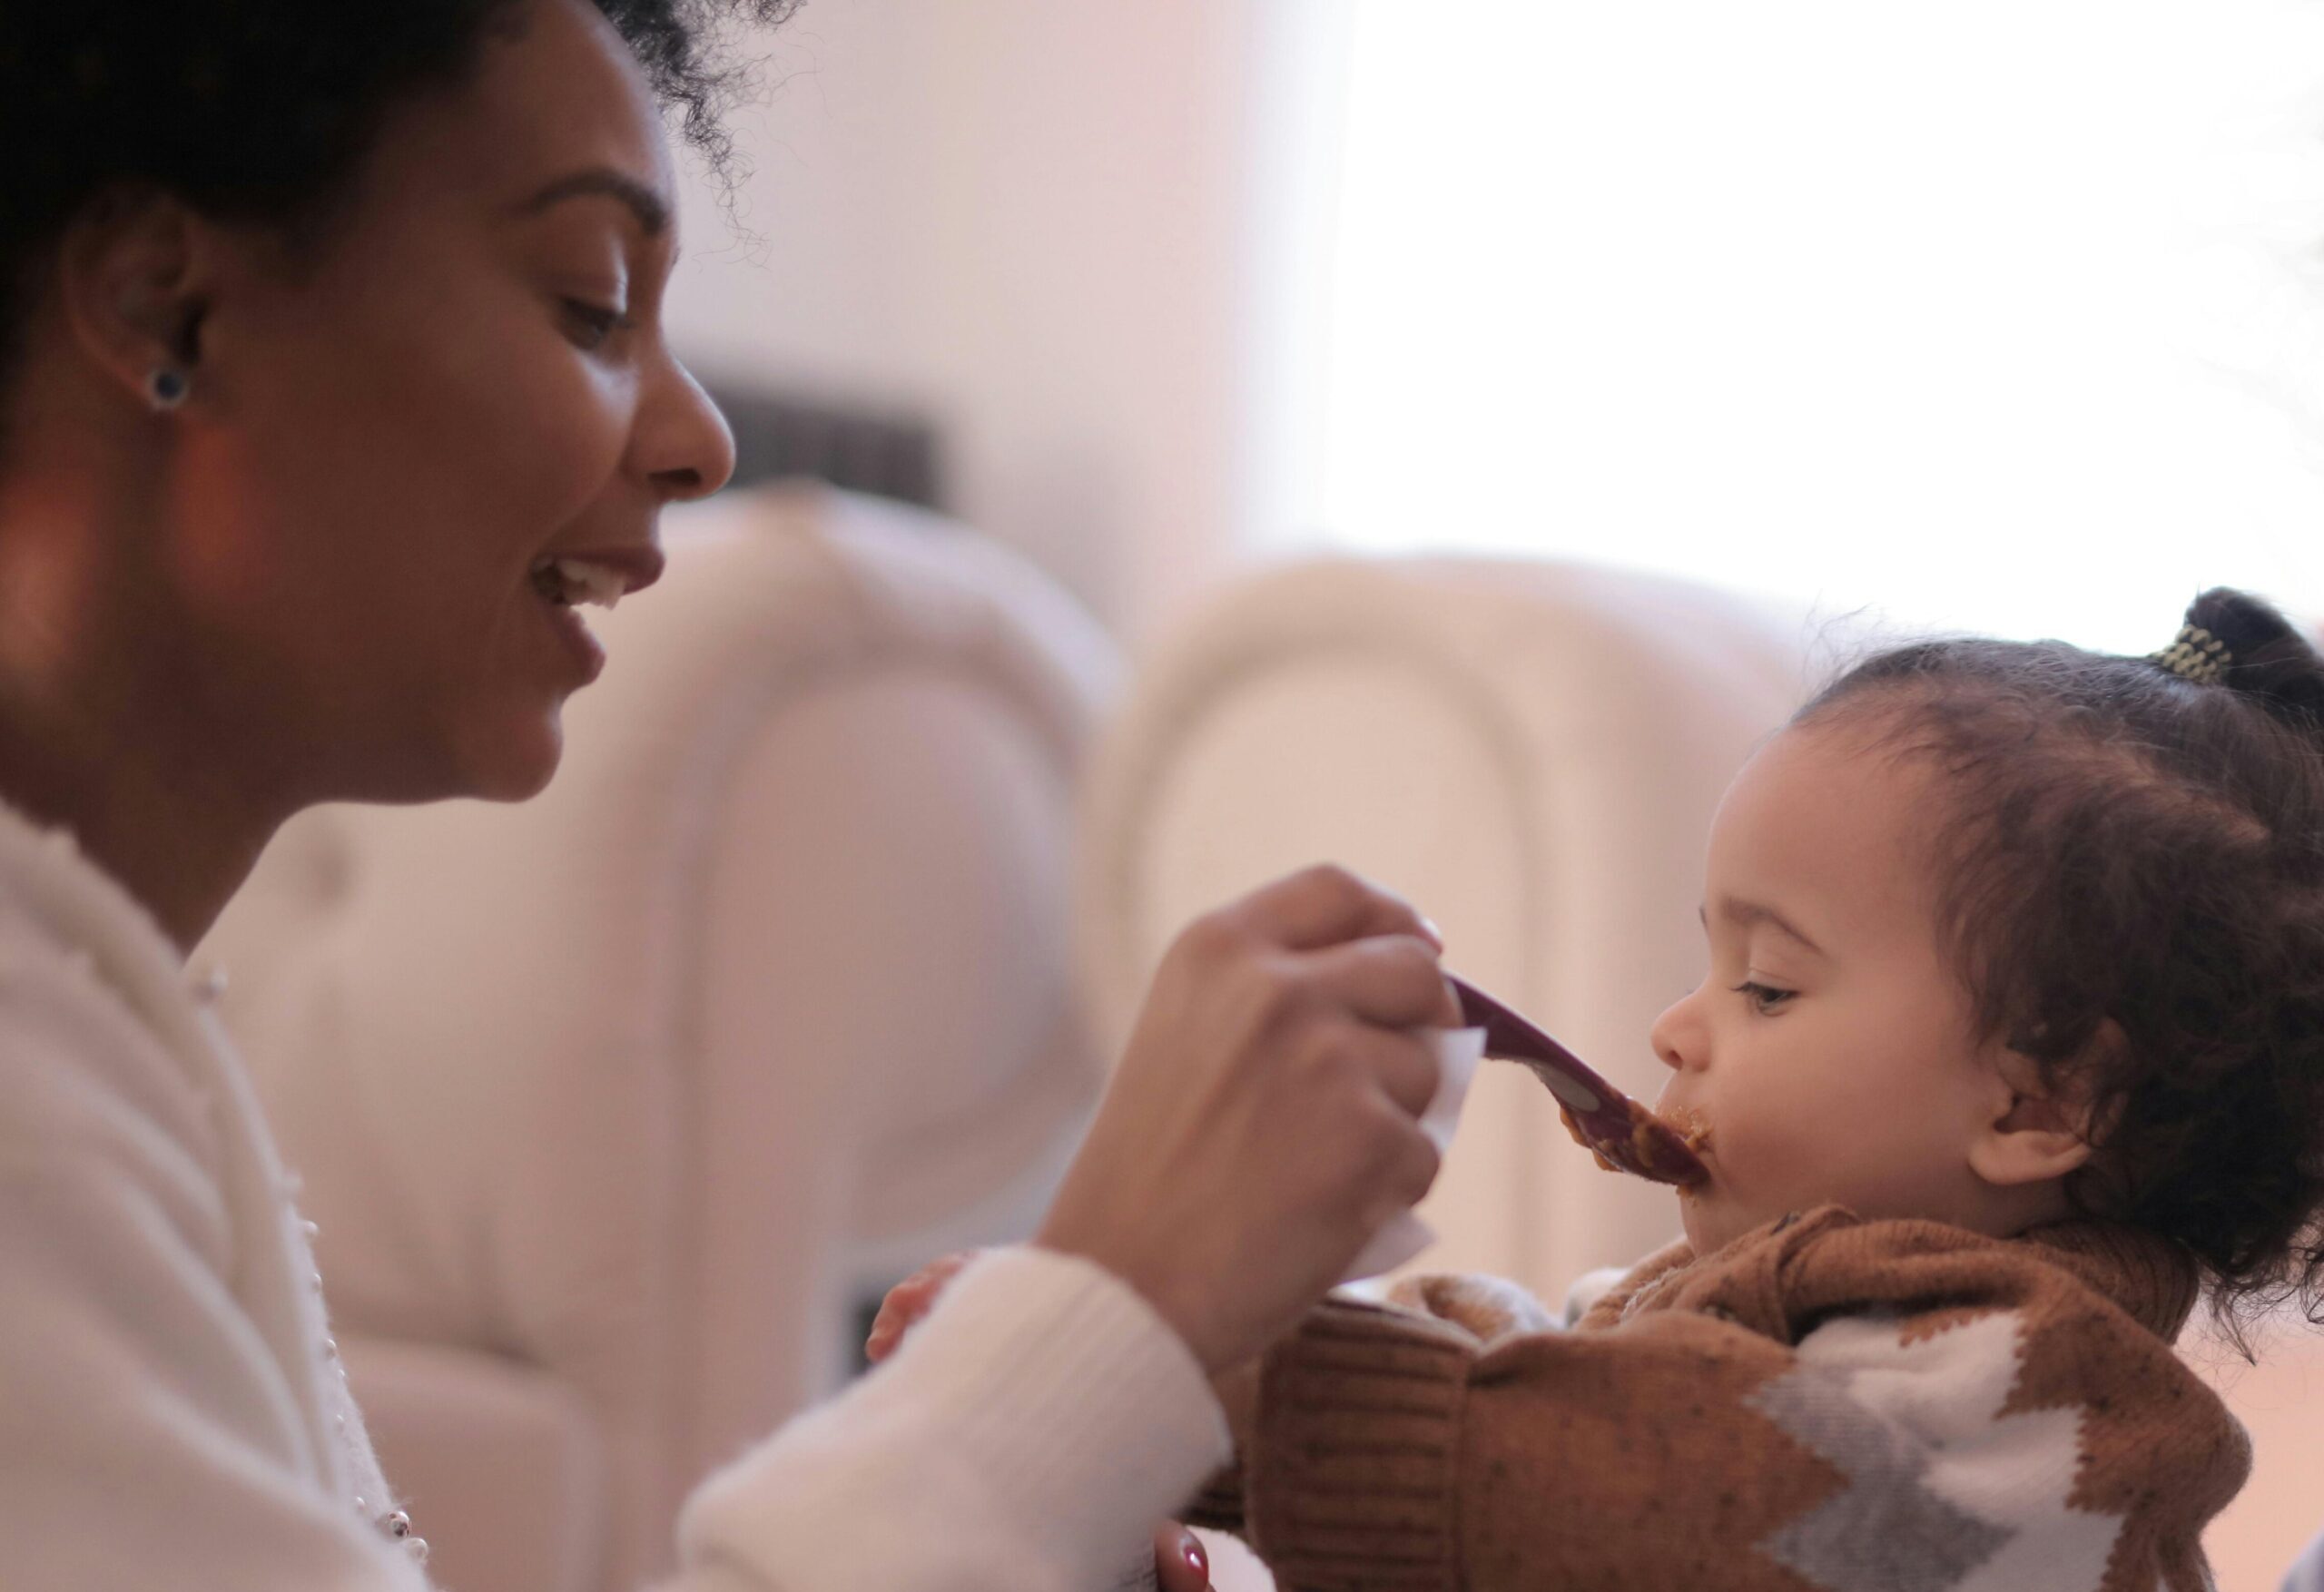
[529,556,625,610]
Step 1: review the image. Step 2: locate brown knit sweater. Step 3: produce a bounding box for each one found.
[1187,1206,2250,1592]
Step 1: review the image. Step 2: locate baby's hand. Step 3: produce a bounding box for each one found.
[864,1250,983,1364]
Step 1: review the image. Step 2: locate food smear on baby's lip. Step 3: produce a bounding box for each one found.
[1661,1108,1713,1194]
[1666,1107,1713,1155]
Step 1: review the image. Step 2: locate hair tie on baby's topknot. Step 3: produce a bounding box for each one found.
[2150,624,2234,686]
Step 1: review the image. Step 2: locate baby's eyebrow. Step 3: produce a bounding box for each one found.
[1700,898,1827,957]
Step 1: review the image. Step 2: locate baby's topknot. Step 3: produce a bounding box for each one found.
[2179,586,2324,733]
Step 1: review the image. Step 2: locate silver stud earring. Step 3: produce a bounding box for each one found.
[147,367,191,411]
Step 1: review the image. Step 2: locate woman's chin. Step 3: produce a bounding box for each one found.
[488,726,564,801]
[445,708,566,802]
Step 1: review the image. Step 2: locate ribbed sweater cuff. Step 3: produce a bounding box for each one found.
[1248,1297,1468,1591]
[882,1244,1230,1518]
[678,1244,1227,1592]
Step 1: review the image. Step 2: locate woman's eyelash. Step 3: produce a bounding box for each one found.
[1730,979,1796,1013]
[561,299,627,349]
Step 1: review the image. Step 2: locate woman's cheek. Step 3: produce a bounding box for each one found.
[507,374,630,527]
[385,268,631,524]
[451,323,636,531]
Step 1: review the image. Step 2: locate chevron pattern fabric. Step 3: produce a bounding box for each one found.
[1752,1311,2118,1591]
[1196,1207,2251,1592]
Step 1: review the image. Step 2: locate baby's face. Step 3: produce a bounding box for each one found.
[1652,722,2019,1256]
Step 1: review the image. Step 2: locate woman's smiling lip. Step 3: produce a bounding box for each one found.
[524,538,662,685]
[533,540,666,599]
[536,594,606,683]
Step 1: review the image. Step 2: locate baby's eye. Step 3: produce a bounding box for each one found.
[1730,979,1797,1015]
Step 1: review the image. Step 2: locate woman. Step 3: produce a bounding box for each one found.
[0,4,1457,1588]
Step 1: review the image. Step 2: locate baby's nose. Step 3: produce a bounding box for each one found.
[1649,993,1699,1072]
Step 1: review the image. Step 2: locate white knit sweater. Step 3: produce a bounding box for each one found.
[0,797,1227,1592]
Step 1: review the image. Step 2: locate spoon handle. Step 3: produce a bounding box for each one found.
[1446,974,1708,1186]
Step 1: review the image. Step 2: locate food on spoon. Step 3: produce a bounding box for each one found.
[1555,1105,1620,1171]
[1451,975,1709,1186]
[1561,1099,1711,1182]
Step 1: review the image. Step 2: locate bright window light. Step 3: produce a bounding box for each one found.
[1266,1,2324,651]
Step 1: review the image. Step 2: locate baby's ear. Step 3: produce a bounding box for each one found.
[1965,1024,2114,1189]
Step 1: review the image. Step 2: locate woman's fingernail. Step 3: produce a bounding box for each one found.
[1182,1533,1208,1578]
[1420,916,1445,948]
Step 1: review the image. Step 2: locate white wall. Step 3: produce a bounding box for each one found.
[1292,0,2324,654]
[665,0,1262,636]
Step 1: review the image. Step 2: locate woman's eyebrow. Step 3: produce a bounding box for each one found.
[512,167,671,237]
[1700,898,1826,957]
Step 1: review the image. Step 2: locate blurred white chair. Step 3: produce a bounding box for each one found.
[196,482,1120,1592]
[1078,555,1809,1298]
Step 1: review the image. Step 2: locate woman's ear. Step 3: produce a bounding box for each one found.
[1965,1024,2115,1189]
[51,186,213,410]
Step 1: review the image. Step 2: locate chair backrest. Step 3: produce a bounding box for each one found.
[200,482,1120,1590]
[1078,555,1809,1292]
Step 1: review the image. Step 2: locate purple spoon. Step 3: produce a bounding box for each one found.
[1448,974,1709,1187]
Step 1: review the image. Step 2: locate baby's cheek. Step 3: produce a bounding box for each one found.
[1699,1098,1834,1219]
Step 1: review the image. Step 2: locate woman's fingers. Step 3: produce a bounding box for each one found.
[1372,1093,1446,1212]
[1034,866,1453,1372]
[1300,933,1462,1031]
[1299,1023,1441,1119]
[1153,1522,1211,1592]
[1226,863,1440,953]
[1282,935,1460,1117]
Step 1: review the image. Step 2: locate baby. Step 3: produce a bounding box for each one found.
[877,586,2324,1592]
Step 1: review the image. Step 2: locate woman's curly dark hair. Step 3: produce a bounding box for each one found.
[0,0,796,398]
[1800,587,2324,1352]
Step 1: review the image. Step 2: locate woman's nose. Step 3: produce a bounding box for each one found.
[635,353,738,505]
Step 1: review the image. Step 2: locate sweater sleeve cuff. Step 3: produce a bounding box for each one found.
[677,1245,1228,1592]
[883,1244,1230,1516]
[1182,1356,1260,1533]
[1247,1296,1470,1589]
